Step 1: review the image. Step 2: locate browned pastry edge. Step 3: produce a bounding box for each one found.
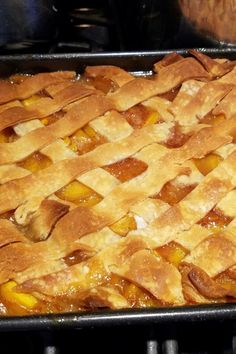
[188,265,236,299]
[189,49,235,78]
[154,52,184,73]
[26,200,70,241]
[0,71,76,104]
[85,65,134,87]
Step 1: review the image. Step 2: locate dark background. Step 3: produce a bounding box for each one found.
[0,0,229,55]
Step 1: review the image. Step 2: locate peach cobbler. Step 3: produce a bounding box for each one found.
[0,50,236,315]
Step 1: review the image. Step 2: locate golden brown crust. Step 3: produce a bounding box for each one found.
[183,234,236,277]
[0,106,39,131]
[189,49,234,78]
[50,207,109,246]
[45,82,74,97]
[218,66,236,84]
[85,65,134,86]
[154,52,184,73]
[225,267,236,280]
[0,165,30,184]
[174,81,233,125]
[169,80,205,117]
[0,220,29,248]
[0,243,42,284]
[188,264,236,298]
[212,87,236,117]
[180,263,211,304]
[0,100,22,113]
[110,249,184,305]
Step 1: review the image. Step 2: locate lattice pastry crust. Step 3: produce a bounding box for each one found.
[0,50,236,315]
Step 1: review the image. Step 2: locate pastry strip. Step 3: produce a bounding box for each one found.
[189,49,235,78]
[183,234,236,278]
[0,71,76,104]
[85,65,134,86]
[0,165,30,184]
[154,52,184,73]
[89,110,134,141]
[142,96,174,122]
[174,82,232,125]
[0,219,30,248]
[212,87,236,118]
[0,100,22,113]
[169,80,205,116]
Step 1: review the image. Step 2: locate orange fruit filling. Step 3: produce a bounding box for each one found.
[56,180,102,207]
[155,181,196,206]
[122,282,158,308]
[201,113,225,126]
[0,127,17,143]
[108,274,159,307]
[86,76,118,94]
[17,152,52,172]
[123,104,160,129]
[64,249,95,267]
[83,125,97,138]
[68,126,106,154]
[0,210,15,221]
[198,208,233,230]
[41,113,61,126]
[1,281,37,314]
[22,94,41,107]
[165,124,189,148]
[144,111,160,126]
[108,274,127,293]
[104,157,148,182]
[194,153,223,176]
[159,87,179,101]
[156,241,188,266]
[0,281,73,316]
[110,215,137,236]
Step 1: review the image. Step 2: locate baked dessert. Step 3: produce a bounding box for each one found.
[0,50,236,315]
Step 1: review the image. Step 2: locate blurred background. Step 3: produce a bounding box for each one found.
[0,0,236,54]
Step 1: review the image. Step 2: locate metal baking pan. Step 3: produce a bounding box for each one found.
[0,48,236,331]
